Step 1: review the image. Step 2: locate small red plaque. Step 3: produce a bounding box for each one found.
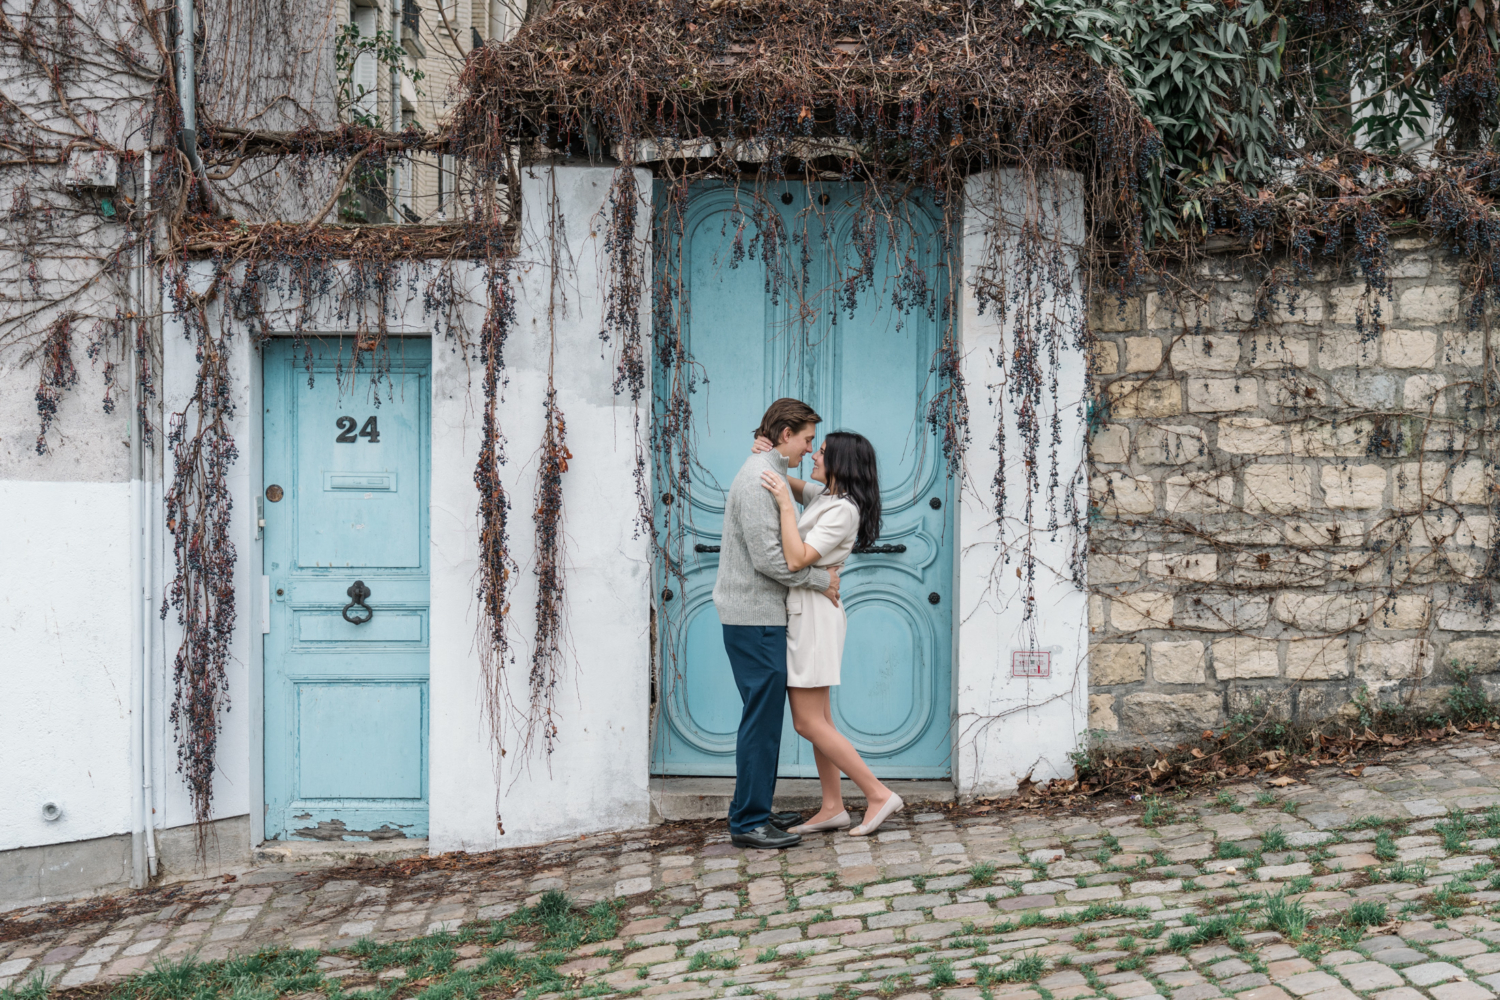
[1012,651,1051,678]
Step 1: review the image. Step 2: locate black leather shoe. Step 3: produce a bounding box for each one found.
[768,811,803,831]
[731,824,802,849]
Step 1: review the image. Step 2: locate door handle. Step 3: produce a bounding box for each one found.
[343,581,373,624]
[694,543,720,553]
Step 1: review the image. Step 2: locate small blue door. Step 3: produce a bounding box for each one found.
[263,337,431,841]
[652,182,955,778]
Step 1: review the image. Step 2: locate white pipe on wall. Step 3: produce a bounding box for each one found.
[129,303,144,888]
[140,148,159,880]
[129,148,148,888]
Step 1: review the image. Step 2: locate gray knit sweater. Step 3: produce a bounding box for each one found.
[712,450,832,626]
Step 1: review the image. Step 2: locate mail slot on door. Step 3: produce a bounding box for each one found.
[325,473,397,491]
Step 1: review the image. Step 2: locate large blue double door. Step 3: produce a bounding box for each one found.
[262,337,431,841]
[653,182,955,778]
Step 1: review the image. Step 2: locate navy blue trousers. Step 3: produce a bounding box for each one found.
[722,624,787,835]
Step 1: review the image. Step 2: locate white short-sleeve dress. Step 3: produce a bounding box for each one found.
[785,480,860,688]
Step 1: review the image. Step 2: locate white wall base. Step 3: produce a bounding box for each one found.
[0,480,134,851]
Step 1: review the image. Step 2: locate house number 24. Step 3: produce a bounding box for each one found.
[335,416,381,443]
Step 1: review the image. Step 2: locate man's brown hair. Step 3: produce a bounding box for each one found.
[755,398,821,445]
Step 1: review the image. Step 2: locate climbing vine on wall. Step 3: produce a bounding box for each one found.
[475,255,518,796]
[30,313,81,455]
[160,268,238,839]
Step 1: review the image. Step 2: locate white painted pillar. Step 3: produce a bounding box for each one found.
[428,163,654,852]
[954,169,1090,797]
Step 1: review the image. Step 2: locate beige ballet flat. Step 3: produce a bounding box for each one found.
[790,810,851,834]
[848,793,904,837]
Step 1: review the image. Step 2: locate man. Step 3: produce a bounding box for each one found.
[713,398,841,849]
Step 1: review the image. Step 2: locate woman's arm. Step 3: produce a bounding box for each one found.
[752,436,807,503]
[760,471,823,571]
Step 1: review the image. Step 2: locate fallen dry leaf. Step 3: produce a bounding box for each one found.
[1267,775,1298,787]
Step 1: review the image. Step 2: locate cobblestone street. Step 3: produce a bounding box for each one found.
[16,734,1500,1000]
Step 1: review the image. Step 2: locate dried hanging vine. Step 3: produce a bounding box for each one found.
[526,170,572,759]
[30,313,81,455]
[475,255,518,797]
[160,268,238,841]
[601,168,652,537]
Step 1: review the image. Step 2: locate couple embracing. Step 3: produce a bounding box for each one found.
[712,398,903,850]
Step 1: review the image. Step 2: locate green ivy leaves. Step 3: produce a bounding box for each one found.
[1025,0,1284,243]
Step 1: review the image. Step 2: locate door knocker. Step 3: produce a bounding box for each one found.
[343,580,373,624]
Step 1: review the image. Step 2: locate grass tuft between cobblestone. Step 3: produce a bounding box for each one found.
[3,894,630,1000]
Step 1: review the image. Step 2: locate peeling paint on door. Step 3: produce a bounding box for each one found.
[292,819,412,841]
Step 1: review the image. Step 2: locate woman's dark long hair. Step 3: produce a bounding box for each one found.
[822,431,881,549]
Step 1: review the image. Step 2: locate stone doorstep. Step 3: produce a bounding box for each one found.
[251,839,432,868]
[649,778,957,823]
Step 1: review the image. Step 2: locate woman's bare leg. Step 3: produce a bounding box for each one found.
[791,686,845,824]
[808,695,845,817]
[808,741,843,822]
[789,687,892,828]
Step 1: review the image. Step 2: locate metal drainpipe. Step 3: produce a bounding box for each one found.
[176,0,208,186]
[390,1,401,220]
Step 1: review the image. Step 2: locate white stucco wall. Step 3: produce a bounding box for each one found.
[0,480,134,850]
[954,169,1090,796]
[429,163,654,852]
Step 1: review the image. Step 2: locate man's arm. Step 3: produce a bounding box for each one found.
[740,479,831,592]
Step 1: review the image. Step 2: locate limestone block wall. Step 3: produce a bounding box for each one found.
[1085,237,1500,742]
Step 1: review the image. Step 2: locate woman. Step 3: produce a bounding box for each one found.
[755,431,903,837]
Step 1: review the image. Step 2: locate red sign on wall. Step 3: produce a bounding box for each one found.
[1012,651,1051,678]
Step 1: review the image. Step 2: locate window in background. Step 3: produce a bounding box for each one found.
[351,2,380,123]
[486,0,519,41]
